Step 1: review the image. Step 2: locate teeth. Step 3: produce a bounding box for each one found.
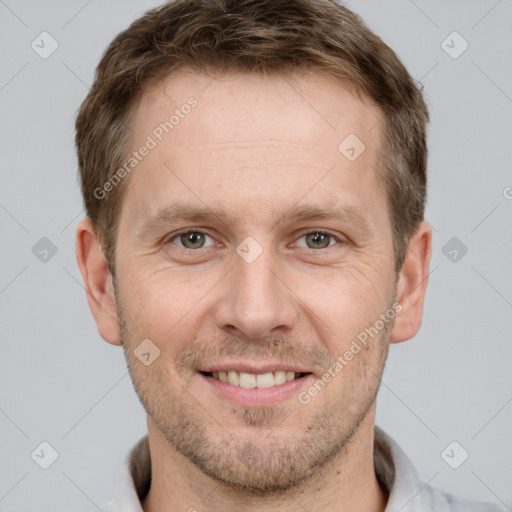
[274,370,286,385]
[227,370,240,386]
[256,372,274,388]
[209,370,303,388]
[239,372,256,389]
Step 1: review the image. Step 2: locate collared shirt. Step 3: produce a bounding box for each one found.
[100,426,505,511]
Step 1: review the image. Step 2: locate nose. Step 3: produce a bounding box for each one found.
[214,244,299,340]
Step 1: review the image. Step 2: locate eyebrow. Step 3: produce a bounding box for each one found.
[136,202,372,238]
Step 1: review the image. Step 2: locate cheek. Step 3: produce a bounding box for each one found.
[118,266,211,350]
[292,263,393,348]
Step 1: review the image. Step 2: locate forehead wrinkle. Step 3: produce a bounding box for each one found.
[193,140,314,151]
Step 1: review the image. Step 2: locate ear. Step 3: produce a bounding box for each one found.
[75,218,121,346]
[390,221,432,344]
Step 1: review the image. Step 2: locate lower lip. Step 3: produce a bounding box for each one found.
[199,373,314,406]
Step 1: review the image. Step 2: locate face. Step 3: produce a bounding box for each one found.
[113,69,398,492]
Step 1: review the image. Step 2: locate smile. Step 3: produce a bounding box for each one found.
[202,370,310,389]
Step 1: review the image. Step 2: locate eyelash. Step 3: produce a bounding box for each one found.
[164,229,345,250]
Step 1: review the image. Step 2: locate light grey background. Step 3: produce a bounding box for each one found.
[1,0,511,510]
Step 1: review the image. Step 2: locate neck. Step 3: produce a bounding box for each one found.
[142,407,388,512]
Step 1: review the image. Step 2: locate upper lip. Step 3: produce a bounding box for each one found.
[198,362,312,374]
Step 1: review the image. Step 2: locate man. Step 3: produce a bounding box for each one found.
[74,1,504,510]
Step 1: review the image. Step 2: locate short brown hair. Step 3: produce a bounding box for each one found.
[75,0,429,276]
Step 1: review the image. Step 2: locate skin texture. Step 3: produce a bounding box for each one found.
[76,69,432,512]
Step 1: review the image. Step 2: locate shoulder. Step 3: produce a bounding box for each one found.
[420,484,507,512]
[92,501,115,512]
[374,426,506,512]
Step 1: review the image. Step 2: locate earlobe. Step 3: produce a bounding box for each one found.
[75,218,121,346]
[390,221,432,344]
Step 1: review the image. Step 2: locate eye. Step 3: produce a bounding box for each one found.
[169,230,215,249]
[295,231,340,249]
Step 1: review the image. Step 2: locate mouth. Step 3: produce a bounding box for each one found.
[199,370,312,389]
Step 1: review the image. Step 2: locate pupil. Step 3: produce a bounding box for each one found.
[182,232,204,248]
[307,232,329,249]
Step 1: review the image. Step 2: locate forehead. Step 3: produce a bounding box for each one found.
[119,68,385,230]
[134,68,379,148]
